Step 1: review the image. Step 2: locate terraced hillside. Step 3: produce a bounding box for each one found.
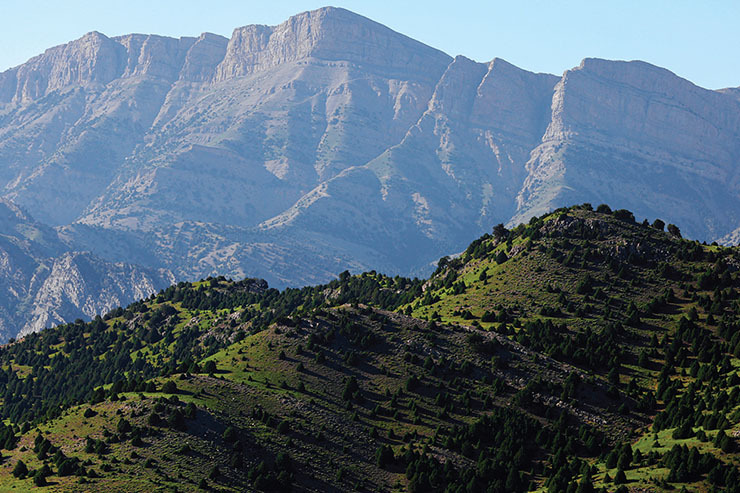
[1,205,740,492]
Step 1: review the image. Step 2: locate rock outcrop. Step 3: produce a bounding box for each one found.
[21,251,173,337]
[0,200,173,339]
[513,58,740,239]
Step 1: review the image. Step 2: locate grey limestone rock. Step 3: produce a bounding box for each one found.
[0,7,739,337]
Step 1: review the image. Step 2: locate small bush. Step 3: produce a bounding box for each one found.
[162,381,178,394]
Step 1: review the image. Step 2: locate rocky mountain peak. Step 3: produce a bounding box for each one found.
[2,30,124,103]
[426,55,488,119]
[719,87,740,102]
[214,7,450,81]
[113,33,195,80]
[178,32,229,82]
[546,57,740,157]
[470,58,558,139]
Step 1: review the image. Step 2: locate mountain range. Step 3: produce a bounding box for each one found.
[1,6,739,339]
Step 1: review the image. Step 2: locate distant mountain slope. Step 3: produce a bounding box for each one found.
[0,6,739,336]
[0,199,173,338]
[512,59,740,238]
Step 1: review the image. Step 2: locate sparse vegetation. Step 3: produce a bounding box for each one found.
[0,204,738,491]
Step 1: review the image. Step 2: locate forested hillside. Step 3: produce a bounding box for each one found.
[1,204,739,492]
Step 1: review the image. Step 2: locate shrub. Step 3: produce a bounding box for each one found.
[12,459,27,478]
[162,380,178,394]
[184,402,197,419]
[277,420,290,434]
[117,418,131,434]
[223,426,236,442]
[613,209,635,222]
[203,360,217,374]
[33,471,47,487]
[375,445,394,468]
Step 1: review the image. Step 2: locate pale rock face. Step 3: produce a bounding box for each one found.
[719,87,740,102]
[5,31,123,103]
[178,33,229,82]
[252,54,560,274]
[21,252,174,337]
[0,7,739,338]
[514,58,740,239]
[0,200,172,339]
[214,7,448,82]
[545,59,739,160]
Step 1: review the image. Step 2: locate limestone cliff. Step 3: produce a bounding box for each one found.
[0,200,173,339]
[513,58,740,239]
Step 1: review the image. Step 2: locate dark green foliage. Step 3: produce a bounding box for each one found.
[277,420,290,434]
[162,380,178,394]
[663,444,733,485]
[375,445,394,468]
[342,377,359,401]
[613,469,626,484]
[222,426,236,442]
[466,332,497,354]
[612,209,635,223]
[493,223,509,242]
[424,406,542,492]
[33,470,47,487]
[12,459,27,478]
[576,275,594,295]
[203,360,217,374]
[672,420,693,439]
[516,319,620,372]
[116,417,131,434]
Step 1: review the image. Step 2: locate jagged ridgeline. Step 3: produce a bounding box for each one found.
[3,7,740,342]
[1,204,740,491]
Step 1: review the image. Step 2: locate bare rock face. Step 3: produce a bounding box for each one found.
[513,59,740,239]
[214,7,447,81]
[719,87,740,102]
[21,251,174,337]
[544,58,739,164]
[251,54,560,278]
[0,200,173,339]
[179,33,229,82]
[2,31,123,103]
[0,7,739,338]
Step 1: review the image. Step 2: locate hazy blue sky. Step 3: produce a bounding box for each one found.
[1,1,737,89]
